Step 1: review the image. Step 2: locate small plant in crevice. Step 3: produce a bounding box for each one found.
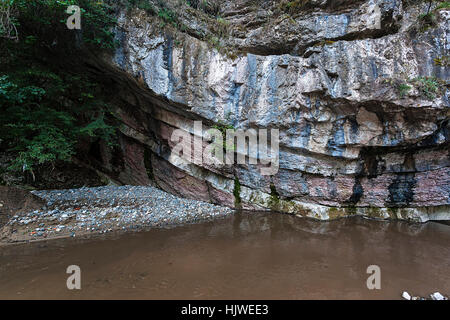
[397,83,412,98]
[212,119,235,134]
[436,1,450,10]
[211,120,235,151]
[205,34,239,60]
[127,0,156,14]
[384,78,411,98]
[268,183,280,210]
[158,7,178,27]
[385,76,444,101]
[412,76,441,100]
[418,11,436,31]
[233,177,242,207]
[207,35,221,50]
[214,16,230,38]
[434,55,449,67]
[278,0,314,15]
[150,4,192,35]
[412,0,450,32]
[185,0,220,17]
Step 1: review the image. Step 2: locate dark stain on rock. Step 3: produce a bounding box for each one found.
[233,176,242,208]
[388,154,417,206]
[326,119,345,157]
[347,116,359,143]
[328,176,338,199]
[348,177,363,204]
[163,35,175,93]
[359,147,386,178]
[163,36,173,71]
[388,173,416,206]
[418,119,449,147]
[144,146,155,182]
[370,59,378,79]
[365,155,379,178]
[301,121,312,148]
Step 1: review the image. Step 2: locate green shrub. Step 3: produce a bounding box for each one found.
[398,83,412,98]
[158,7,178,26]
[413,77,440,100]
[212,120,235,151]
[413,0,450,31]
[0,71,116,174]
[127,0,156,14]
[385,76,443,100]
[436,1,450,10]
[2,0,118,49]
[0,1,119,175]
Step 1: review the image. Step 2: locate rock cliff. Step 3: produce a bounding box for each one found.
[90,0,449,221]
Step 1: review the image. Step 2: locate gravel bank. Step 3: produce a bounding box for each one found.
[0,185,233,244]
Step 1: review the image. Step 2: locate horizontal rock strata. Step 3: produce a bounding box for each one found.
[88,0,449,222]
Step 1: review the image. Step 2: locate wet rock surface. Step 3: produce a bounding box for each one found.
[0,186,233,244]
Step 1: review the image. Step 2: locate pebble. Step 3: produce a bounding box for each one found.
[430,292,445,300]
[402,291,411,300]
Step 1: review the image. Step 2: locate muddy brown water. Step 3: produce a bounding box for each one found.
[0,212,449,299]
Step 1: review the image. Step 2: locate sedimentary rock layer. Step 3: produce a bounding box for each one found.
[92,0,449,221]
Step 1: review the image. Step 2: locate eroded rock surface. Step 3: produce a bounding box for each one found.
[93,0,449,221]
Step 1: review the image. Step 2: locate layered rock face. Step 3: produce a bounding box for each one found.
[95,0,449,221]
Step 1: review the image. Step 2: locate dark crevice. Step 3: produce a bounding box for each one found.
[347,177,364,205]
[144,146,155,183]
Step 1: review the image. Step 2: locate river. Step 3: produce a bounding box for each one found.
[0,212,449,299]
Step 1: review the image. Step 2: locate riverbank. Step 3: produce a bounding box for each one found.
[0,185,233,245]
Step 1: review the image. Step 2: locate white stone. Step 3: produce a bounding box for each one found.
[430,292,445,301]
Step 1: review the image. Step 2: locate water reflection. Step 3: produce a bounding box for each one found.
[0,212,449,299]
